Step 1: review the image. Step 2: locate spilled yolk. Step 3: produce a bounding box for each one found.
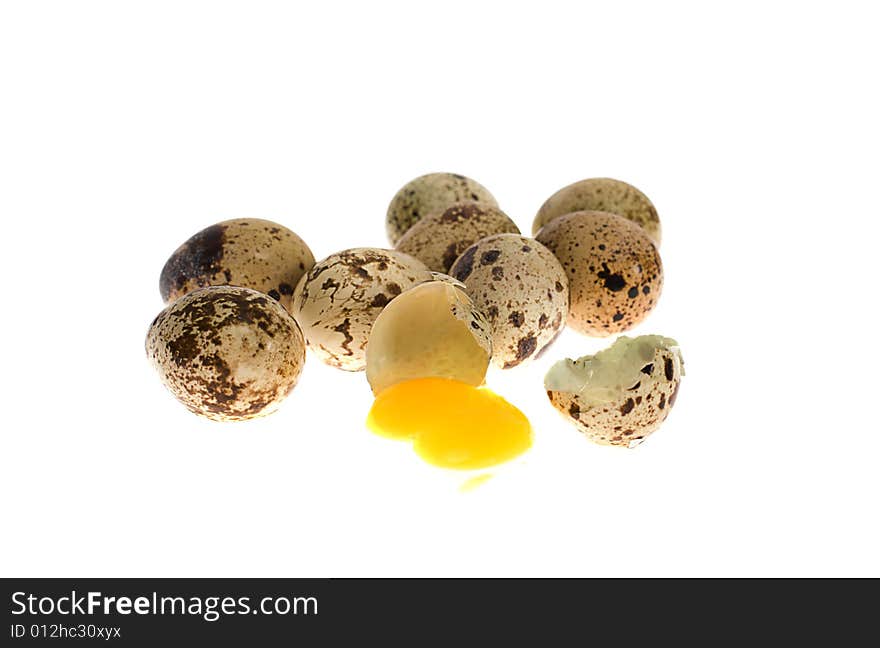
[366,377,532,470]
[459,473,494,492]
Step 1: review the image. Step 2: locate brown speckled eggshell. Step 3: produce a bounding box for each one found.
[159,218,315,312]
[396,202,520,273]
[533,178,661,245]
[146,286,306,421]
[291,248,430,371]
[536,211,662,337]
[450,234,568,368]
[386,172,498,245]
[547,346,682,447]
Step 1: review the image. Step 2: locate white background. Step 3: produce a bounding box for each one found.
[1,1,877,577]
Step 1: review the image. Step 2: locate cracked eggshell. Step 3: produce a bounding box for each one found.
[396,202,520,273]
[291,248,431,371]
[385,172,498,245]
[365,280,492,395]
[450,234,568,368]
[545,335,683,448]
[536,211,662,337]
[159,218,315,312]
[532,178,661,245]
[146,286,306,421]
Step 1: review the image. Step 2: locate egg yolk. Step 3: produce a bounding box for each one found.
[366,377,532,470]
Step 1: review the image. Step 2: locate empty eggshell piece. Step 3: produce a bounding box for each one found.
[545,335,684,447]
[450,234,568,368]
[292,248,431,371]
[396,202,520,273]
[536,211,663,337]
[159,218,315,312]
[386,172,498,245]
[532,178,661,245]
[365,280,492,395]
[146,286,306,421]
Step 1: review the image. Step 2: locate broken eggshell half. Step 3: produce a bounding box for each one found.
[365,279,492,395]
[544,335,684,448]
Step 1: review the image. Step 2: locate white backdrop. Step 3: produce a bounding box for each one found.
[1,1,877,577]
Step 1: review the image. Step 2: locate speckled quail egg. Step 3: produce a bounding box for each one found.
[449,234,568,368]
[292,248,431,371]
[545,335,684,447]
[159,218,315,312]
[365,280,492,395]
[395,202,520,273]
[533,178,661,245]
[536,211,662,336]
[146,286,306,421]
[386,172,498,245]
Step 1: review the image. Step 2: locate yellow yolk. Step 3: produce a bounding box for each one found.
[459,473,494,492]
[366,377,532,470]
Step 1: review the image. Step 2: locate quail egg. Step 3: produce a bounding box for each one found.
[450,233,568,368]
[146,286,306,421]
[364,280,531,469]
[395,202,520,273]
[159,218,314,312]
[533,178,661,245]
[365,279,492,395]
[536,211,662,336]
[544,335,684,447]
[386,172,498,245]
[292,248,431,371]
